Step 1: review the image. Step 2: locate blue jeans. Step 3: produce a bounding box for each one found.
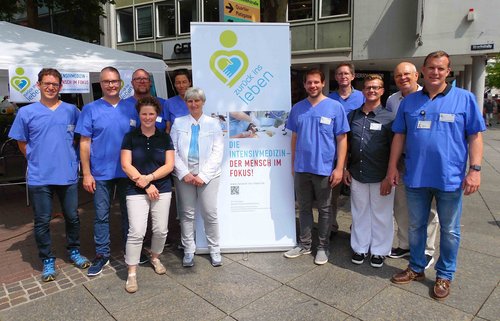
[405,187,463,280]
[94,178,128,257]
[28,183,80,260]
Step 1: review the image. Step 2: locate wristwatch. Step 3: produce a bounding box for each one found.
[469,165,481,171]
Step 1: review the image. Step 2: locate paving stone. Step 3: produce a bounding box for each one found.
[26,287,41,295]
[288,264,387,314]
[22,282,38,290]
[8,291,25,300]
[72,277,87,285]
[0,286,115,321]
[9,297,27,306]
[0,303,11,311]
[232,285,348,321]
[59,282,74,289]
[0,297,8,304]
[28,292,45,300]
[477,285,500,321]
[44,286,59,295]
[353,286,473,321]
[6,285,21,293]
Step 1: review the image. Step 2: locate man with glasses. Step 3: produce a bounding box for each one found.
[76,66,139,276]
[164,69,191,133]
[388,51,485,300]
[9,68,90,282]
[328,63,365,236]
[386,62,438,270]
[343,74,394,268]
[124,69,168,132]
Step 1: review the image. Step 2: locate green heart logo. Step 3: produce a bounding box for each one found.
[11,76,31,93]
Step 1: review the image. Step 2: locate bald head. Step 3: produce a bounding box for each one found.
[393,62,419,96]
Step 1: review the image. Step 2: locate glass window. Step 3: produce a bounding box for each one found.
[157,1,175,38]
[317,20,350,49]
[117,7,133,43]
[136,5,153,39]
[320,0,349,18]
[291,24,315,51]
[288,0,313,21]
[178,0,197,34]
[203,0,219,22]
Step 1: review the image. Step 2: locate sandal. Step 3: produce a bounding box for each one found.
[150,258,166,275]
[125,273,138,293]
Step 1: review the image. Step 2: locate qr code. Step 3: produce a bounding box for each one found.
[231,186,240,195]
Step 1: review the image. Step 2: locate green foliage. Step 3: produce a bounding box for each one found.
[486,55,500,89]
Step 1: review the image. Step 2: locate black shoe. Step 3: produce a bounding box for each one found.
[370,255,385,268]
[351,252,367,265]
[425,254,435,270]
[388,247,410,259]
[139,252,149,265]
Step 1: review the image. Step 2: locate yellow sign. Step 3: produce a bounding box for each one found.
[224,0,260,22]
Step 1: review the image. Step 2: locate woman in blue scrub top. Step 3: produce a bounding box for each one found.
[121,97,175,293]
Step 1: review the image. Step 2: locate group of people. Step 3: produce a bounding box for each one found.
[9,66,224,294]
[284,50,485,301]
[9,50,484,301]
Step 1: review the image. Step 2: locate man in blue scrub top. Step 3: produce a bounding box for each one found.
[76,66,139,276]
[328,63,365,236]
[124,68,168,132]
[387,51,485,301]
[164,69,191,133]
[9,68,90,282]
[284,68,349,265]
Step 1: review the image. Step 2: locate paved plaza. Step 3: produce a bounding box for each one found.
[0,128,499,321]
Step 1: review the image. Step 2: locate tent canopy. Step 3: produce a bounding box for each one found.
[0,21,168,98]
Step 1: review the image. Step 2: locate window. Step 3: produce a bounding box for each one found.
[317,20,350,49]
[203,0,219,22]
[117,7,133,43]
[320,0,349,18]
[157,1,175,38]
[136,5,153,39]
[178,0,197,34]
[288,0,313,21]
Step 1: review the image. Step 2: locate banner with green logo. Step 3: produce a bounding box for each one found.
[192,23,295,252]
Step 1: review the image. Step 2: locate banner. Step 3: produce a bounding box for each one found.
[60,72,90,93]
[191,22,295,252]
[118,70,134,99]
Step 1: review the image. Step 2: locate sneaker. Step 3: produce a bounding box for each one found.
[183,253,194,267]
[388,247,410,259]
[41,258,57,282]
[139,252,150,265]
[370,255,385,268]
[391,267,425,284]
[425,255,435,270]
[210,252,223,267]
[351,252,367,265]
[87,255,109,276]
[283,246,311,258]
[314,249,329,265]
[69,249,90,269]
[150,258,166,274]
[125,273,138,293]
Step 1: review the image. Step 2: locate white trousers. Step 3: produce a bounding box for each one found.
[393,179,439,255]
[125,192,171,266]
[350,178,395,256]
[174,176,220,254]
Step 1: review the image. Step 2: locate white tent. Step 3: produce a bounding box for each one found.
[0,21,168,102]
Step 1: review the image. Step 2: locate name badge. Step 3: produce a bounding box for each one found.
[320,117,331,125]
[417,120,432,129]
[130,119,137,127]
[439,113,455,122]
[156,116,163,123]
[67,124,75,132]
[370,123,382,131]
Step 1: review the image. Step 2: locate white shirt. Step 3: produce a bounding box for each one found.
[386,85,423,118]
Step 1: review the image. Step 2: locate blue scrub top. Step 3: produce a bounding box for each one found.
[9,101,79,185]
[287,98,350,176]
[76,98,139,180]
[163,95,189,126]
[328,89,365,113]
[392,86,486,191]
[123,96,167,132]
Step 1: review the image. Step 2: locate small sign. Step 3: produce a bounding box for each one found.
[224,0,260,22]
[471,43,494,51]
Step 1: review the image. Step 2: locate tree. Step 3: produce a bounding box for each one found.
[486,55,500,90]
[0,0,115,42]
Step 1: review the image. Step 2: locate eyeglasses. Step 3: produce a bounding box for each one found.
[40,82,60,89]
[133,77,150,83]
[364,86,383,91]
[101,80,120,86]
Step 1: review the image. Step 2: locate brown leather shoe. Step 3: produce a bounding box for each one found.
[433,278,451,301]
[391,267,425,284]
